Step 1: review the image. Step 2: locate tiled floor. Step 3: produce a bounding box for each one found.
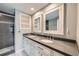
[0,46,14,56]
[8,50,28,56]
[0,46,28,56]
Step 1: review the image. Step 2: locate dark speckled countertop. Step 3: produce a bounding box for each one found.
[23,33,79,56]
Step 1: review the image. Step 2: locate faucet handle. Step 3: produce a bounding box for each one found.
[50,34,52,40]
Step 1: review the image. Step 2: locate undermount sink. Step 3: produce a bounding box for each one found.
[41,39,53,43]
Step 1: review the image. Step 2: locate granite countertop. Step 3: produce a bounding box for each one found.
[31,33,76,42]
[23,34,79,56]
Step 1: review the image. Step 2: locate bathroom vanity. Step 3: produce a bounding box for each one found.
[23,33,78,56]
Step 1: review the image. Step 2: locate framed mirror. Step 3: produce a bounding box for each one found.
[34,17,40,30]
[43,5,64,35]
[33,15,42,33]
[46,10,59,31]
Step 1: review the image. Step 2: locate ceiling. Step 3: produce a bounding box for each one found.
[0,3,49,15]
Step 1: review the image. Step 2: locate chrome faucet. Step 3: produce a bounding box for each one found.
[48,34,52,40]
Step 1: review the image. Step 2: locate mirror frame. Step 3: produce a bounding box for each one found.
[33,15,42,33]
[43,4,64,35]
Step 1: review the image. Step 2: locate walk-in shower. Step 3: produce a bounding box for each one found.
[0,13,15,56]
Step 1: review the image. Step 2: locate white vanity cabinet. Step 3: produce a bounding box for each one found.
[23,36,64,56]
[23,37,53,56]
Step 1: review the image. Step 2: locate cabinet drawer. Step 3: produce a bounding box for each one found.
[37,43,53,56]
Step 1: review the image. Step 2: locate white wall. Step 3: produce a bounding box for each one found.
[15,10,31,53]
[15,10,23,52]
[66,4,77,40]
[20,13,31,33]
[77,4,79,49]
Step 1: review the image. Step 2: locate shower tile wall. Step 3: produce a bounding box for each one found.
[0,15,14,49]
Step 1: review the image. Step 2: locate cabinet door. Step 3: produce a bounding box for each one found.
[24,37,31,55]
[34,43,43,56]
[29,40,42,56]
[37,44,52,56]
[23,37,27,50]
[29,40,36,56]
[23,37,39,56]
